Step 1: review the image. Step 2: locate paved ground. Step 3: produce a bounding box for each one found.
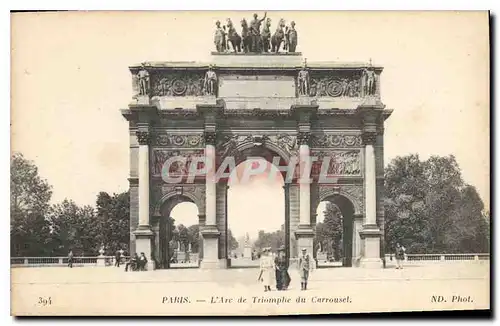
[11,262,490,316]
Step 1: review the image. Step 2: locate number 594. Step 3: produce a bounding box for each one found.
[38,297,52,306]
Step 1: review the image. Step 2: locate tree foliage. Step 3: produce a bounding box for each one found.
[10,153,53,256]
[315,203,343,259]
[253,228,285,252]
[385,154,489,254]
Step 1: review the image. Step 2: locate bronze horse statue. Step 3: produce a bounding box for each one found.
[261,18,272,52]
[271,19,286,53]
[240,19,252,53]
[226,19,241,53]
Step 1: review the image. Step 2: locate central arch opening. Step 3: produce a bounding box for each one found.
[226,151,287,268]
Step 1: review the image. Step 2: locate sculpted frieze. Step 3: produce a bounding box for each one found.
[150,71,205,97]
[217,133,298,160]
[311,134,362,148]
[151,149,205,175]
[311,150,361,176]
[310,71,362,98]
[154,133,204,148]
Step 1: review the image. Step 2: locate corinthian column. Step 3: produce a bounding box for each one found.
[362,132,377,226]
[200,130,221,269]
[134,127,155,270]
[359,131,382,268]
[136,130,151,227]
[205,131,217,226]
[298,131,311,226]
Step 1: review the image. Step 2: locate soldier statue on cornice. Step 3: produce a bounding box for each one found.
[297,59,310,96]
[203,64,218,96]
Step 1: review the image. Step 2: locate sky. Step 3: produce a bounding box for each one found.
[11,11,489,239]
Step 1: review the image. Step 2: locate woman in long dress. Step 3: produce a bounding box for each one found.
[259,248,274,292]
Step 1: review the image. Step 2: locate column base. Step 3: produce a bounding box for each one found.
[133,226,155,270]
[359,225,382,269]
[201,226,220,268]
[359,258,383,268]
[294,226,315,256]
[199,259,227,269]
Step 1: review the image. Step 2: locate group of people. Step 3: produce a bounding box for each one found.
[259,247,314,292]
[123,252,148,272]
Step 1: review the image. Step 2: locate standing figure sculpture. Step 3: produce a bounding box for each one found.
[261,18,272,53]
[203,65,218,96]
[137,65,150,96]
[363,67,377,96]
[226,18,241,53]
[286,21,298,53]
[214,20,227,53]
[297,61,310,96]
[240,19,252,53]
[271,19,286,53]
[249,12,267,52]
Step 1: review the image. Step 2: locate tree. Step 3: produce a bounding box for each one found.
[384,154,489,254]
[187,224,200,252]
[253,229,284,252]
[48,199,99,256]
[227,229,239,251]
[95,191,130,254]
[10,153,53,256]
[177,224,189,252]
[315,202,343,260]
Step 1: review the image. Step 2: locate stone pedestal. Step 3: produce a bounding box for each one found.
[294,226,315,258]
[97,255,106,267]
[134,226,155,271]
[244,246,252,259]
[200,226,223,269]
[359,225,383,268]
[135,95,150,105]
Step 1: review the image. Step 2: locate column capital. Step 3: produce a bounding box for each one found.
[136,130,152,145]
[361,132,377,146]
[203,131,217,145]
[297,131,311,146]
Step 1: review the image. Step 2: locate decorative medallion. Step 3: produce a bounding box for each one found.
[172,79,188,96]
[326,81,343,97]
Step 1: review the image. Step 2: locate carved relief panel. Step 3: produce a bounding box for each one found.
[310,150,362,176]
[151,149,205,176]
[309,70,363,98]
[149,71,206,97]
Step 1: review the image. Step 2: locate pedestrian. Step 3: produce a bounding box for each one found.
[67,250,74,268]
[258,248,274,292]
[138,252,148,271]
[114,250,122,267]
[298,248,313,291]
[395,243,406,269]
[274,246,291,291]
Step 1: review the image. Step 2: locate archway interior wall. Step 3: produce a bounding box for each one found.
[311,186,358,266]
[153,192,201,268]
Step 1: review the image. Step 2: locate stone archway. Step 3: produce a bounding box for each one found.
[122,52,392,270]
[221,141,290,268]
[153,188,204,269]
[314,194,355,267]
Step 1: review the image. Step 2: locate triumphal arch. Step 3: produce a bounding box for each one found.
[121,16,392,270]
